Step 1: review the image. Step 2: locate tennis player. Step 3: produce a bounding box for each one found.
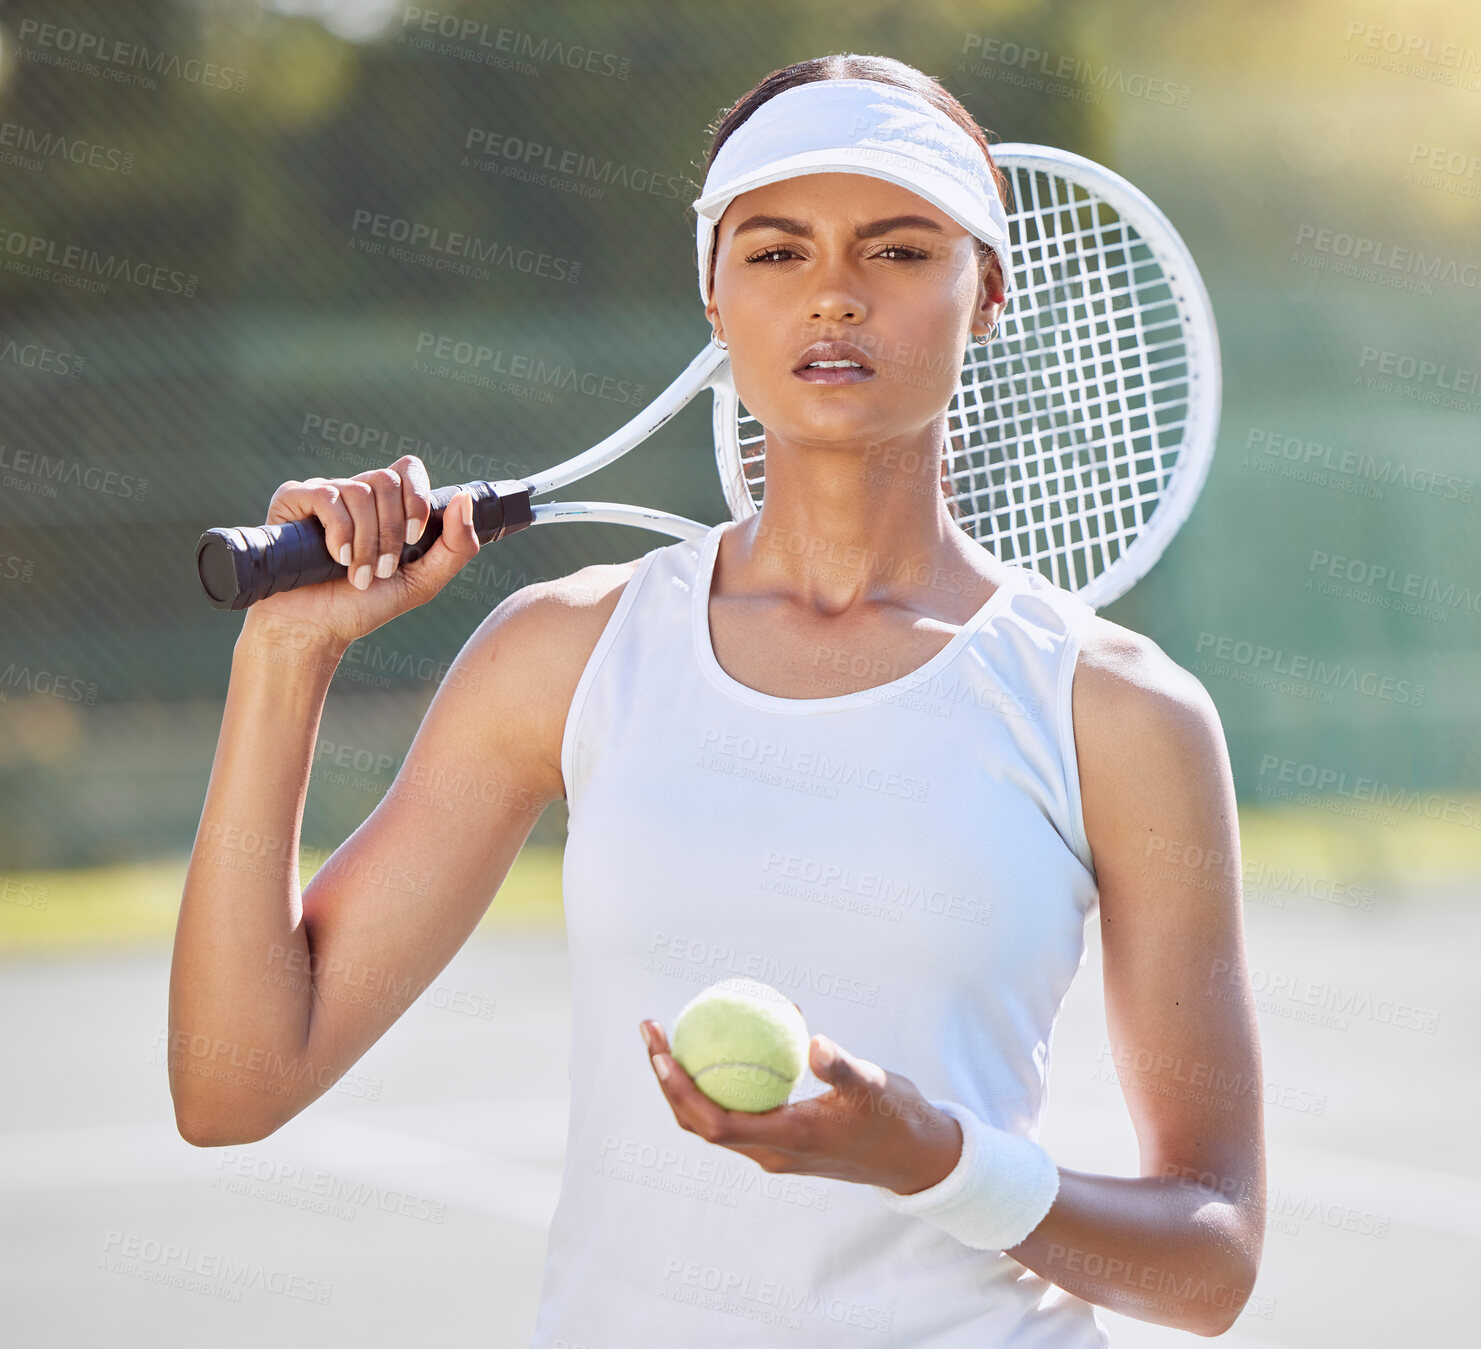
[170,52,1264,1347]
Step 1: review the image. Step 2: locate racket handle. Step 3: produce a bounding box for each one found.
[195,480,534,611]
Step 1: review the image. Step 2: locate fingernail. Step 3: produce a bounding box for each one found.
[639,1023,654,1052]
[338,543,351,567]
[353,565,371,590]
[463,492,474,527]
[375,553,395,579]
[655,1055,671,1081]
[406,517,423,545]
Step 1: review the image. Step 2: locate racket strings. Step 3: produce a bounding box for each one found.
[732,164,1199,596]
[951,170,1191,591]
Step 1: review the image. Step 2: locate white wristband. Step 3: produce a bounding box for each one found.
[872,1100,1060,1251]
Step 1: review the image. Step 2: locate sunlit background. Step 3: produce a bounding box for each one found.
[1,1,1477,1344]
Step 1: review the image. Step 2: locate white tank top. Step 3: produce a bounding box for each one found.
[532,521,1109,1347]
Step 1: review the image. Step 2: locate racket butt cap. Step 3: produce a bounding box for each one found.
[196,528,250,610]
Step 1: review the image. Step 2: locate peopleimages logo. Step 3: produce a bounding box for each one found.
[1356,346,1481,417]
[959,34,1192,108]
[759,850,995,928]
[412,332,645,406]
[214,1149,447,1223]
[1291,224,1478,293]
[349,209,581,285]
[1305,548,1481,619]
[0,226,197,297]
[0,663,99,705]
[646,928,881,1007]
[1244,425,1475,502]
[699,728,930,804]
[16,21,247,93]
[100,1231,330,1304]
[0,120,134,175]
[1258,753,1481,831]
[1341,20,1481,91]
[398,8,632,79]
[1192,630,1426,707]
[0,444,148,502]
[463,128,684,201]
[0,338,85,379]
[657,1256,895,1336]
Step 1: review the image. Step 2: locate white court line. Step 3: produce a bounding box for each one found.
[0,1097,570,1229]
[1045,1101,1481,1241]
[1094,1319,1309,1349]
[4,1098,1480,1240]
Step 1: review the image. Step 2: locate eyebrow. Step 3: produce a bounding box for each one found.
[729,213,946,240]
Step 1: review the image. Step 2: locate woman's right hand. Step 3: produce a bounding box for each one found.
[239,454,480,654]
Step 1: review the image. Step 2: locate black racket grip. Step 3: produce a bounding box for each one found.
[195,479,534,611]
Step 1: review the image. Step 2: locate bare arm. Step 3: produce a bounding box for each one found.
[1005,618,1266,1336]
[169,452,637,1145]
[261,564,637,1132]
[169,594,548,1144]
[168,616,345,1145]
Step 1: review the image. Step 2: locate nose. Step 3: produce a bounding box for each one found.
[807,248,866,324]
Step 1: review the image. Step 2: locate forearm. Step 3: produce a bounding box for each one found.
[1007,1169,1260,1335]
[168,615,344,1143]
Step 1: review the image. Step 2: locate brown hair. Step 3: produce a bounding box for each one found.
[695,53,1009,300]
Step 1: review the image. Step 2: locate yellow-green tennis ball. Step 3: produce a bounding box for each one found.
[670,978,810,1113]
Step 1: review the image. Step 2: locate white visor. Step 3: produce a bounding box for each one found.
[692,77,1012,307]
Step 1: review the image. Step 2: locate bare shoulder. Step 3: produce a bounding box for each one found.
[1071,612,1219,737]
[1069,613,1230,829]
[504,556,645,631]
[450,556,646,799]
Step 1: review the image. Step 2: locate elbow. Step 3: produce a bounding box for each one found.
[175,1111,280,1149]
[1194,1258,1263,1337]
[172,1098,284,1148]
[169,1056,297,1147]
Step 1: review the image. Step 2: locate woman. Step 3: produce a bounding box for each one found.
[170,53,1264,1347]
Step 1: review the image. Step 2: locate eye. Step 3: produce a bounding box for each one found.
[741,243,931,265]
[744,245,800,264]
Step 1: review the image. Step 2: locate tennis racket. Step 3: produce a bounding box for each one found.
[195,143,1220,612]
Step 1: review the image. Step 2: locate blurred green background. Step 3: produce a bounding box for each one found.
[1,0,1477,932]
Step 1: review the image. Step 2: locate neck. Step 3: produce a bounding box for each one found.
[730,427,989,616]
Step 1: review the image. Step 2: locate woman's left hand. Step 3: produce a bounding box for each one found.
[638,1019,963,1194]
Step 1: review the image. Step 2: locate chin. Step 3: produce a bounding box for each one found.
[768,408,889,444]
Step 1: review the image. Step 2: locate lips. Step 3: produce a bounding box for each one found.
[793,338,876,383]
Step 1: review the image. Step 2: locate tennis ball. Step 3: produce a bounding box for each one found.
[670,978,810,1113]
